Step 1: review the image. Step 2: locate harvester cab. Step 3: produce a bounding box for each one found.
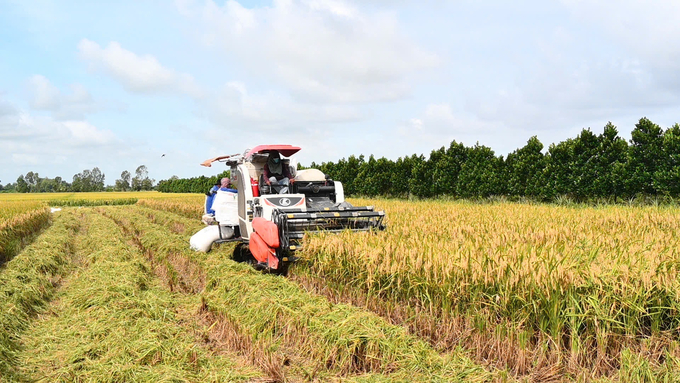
[200,145,385,274]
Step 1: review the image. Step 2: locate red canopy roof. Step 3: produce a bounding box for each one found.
[246,145,301,158]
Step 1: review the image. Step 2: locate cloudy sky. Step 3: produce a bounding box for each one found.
[2,0,680,186]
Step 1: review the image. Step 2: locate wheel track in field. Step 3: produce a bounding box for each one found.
[99,206,289,382]
[14,208,265,382]
[0,209,82,379]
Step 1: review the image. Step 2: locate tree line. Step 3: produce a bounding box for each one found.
[2,166,155,193]
[156,171,230,194]
[308,117,680,202]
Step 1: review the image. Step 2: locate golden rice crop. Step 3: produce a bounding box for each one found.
[0,201,51,264]
[0,191,200,202]
[0,200,46,224]
[136,195,205,219]
[298,198,680,378]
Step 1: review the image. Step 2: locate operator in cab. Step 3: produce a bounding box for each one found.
[263,151,294,194]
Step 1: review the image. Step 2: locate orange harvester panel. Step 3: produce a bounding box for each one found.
[252,217,280,248]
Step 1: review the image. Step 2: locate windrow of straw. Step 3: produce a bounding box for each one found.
[0,202,51,264]
[0,210,80,377]
[16,209,262,382]
[0,191,200,203]
[296,198,680,380]
[48,198,138,207]
[102,205,503,382]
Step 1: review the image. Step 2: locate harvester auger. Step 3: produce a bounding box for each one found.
[199,145,386,275]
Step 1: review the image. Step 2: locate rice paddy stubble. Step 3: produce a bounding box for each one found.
[15,209,262,382]
[0,210,80,378]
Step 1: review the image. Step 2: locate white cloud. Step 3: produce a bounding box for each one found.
[28,75,99,119]
[28,74,61,110]
[396,103,500,154]
[0,103,131,182]
[0,112,117,148]
[62,120,117,146]
[560,1,680,87]
[206,80,362,130]
[77,39,204,98]
[176,0,438,103]
[0,94,121,169]
[0,99,18,118]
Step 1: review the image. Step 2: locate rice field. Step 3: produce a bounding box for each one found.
[0,201,51,264]
[297,199,680,380]
[1,192,679,381]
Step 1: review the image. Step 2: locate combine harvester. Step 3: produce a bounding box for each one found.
[193,145,385,274]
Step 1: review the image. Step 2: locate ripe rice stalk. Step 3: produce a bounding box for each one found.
[0,204,52,265]
[0,210,80,378]
[136,196,205,219]
[297,198,680,379]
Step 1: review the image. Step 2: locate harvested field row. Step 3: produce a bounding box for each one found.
[296,199,680,381]
[14,209,262,382]
[0,210,80,378]
[102,205,503,382]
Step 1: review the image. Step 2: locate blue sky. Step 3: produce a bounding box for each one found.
[1,0,680,186]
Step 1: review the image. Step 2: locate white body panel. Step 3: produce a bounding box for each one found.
[213,190,239,226]
[294,169,325,182]
[236,163,255,240]
[334,181,345,203]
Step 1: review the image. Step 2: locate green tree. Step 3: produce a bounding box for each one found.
[24,171,39,192]
[594,122,628,199]
[543,138,576,200]
[91,167,105,191]
[409,154,433,198]
[506,136,546,197]
[653,123,680,197]
[456,144,500,198]
[390,155,416,198]
[429,141,468,197]
[572,128,600,200]
[355,156,394,196]
[132,165,154,191]
[72,169,95,192]
[626,117,664,196]
[16,175,29,193]
[115,170,131,191]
